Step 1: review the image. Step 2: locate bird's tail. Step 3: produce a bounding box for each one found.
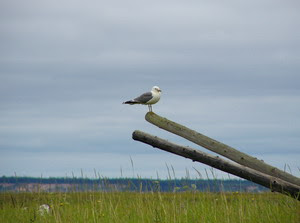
[122,100,139,105]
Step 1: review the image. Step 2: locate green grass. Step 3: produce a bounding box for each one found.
[0,192,299,223]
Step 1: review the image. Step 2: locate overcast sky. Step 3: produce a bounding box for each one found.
[1,0,300,179]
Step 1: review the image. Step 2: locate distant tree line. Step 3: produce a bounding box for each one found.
[0,176,268,193]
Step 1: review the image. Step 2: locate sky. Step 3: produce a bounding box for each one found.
[1,0,300,179]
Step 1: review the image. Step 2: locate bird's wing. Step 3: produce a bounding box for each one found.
[134,92,153,103]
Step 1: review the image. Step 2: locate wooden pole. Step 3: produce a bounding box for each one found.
[145,112,300,186]
[133,130,300,200]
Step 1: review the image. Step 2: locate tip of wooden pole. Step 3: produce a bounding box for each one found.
[132,130,138,140]
[145,111,155,120]
[146,111,155,115]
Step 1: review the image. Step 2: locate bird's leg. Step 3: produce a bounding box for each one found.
[148,105,152,112]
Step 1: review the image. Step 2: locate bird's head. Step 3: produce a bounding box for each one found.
[152,86,162,93]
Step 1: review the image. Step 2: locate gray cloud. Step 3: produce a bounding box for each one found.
[1,0,299,178]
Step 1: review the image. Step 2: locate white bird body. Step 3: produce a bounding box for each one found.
[145,88,161,104]
[123,86,162,111]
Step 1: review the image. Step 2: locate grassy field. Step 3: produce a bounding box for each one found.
[0,191,299,223]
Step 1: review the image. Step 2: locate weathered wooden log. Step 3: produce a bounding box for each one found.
[133,130,300,200]
[145,112,300,186]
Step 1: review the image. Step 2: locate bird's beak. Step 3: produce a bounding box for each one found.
[158,89,162,92]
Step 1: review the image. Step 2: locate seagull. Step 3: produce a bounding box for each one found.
[123,86,162,112]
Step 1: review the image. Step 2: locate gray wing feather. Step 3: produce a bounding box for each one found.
[134,92,153,103]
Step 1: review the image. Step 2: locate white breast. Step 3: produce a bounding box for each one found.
[147,91,161,104]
